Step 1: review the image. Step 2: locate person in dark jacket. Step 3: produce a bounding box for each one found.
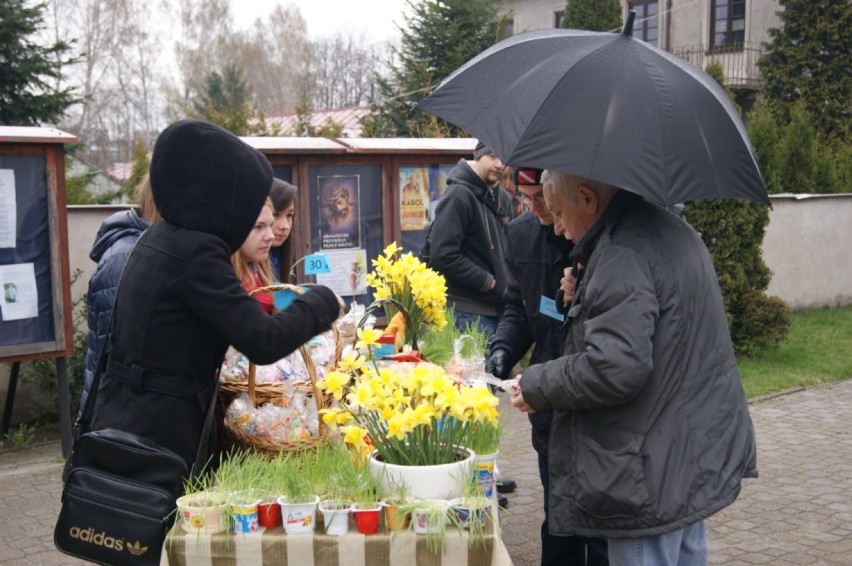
[487,169,606,566]
[80,174,160,416]
[90,120,341,469]
[429,141,513,338]
[511,171,757,565]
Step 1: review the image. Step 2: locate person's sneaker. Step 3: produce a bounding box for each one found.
[496,479,517,494]
[498,494,509,509]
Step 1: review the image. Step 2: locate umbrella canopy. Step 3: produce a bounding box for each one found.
[416,16,769,207]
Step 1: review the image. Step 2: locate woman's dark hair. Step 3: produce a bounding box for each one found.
[269,178,297,282]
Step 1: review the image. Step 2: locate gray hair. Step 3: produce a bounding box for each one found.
[544,170,618,204]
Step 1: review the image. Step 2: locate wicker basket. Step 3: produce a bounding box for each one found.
[221,284,341,455]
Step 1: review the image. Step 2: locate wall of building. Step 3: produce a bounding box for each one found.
[502,0,783,51]
[504,0,567,33]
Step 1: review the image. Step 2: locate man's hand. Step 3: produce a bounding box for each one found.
[510,374,535,413]
[560,265,579,306]
[485,349,511,380]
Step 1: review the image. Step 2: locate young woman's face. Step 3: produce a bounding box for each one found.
[240,205,275,263]
[272,201,295,247]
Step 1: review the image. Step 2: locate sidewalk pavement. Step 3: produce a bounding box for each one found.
[2,380,851,565]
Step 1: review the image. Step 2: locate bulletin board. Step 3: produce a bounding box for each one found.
[308,163,383,305]
[0,131,75,363]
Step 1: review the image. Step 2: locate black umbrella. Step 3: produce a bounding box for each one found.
[416,13,769,207]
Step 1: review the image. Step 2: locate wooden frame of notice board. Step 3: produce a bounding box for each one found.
[0,127,77,363]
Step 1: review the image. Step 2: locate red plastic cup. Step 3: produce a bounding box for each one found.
[257,501,281,528]
[353,508,381,534]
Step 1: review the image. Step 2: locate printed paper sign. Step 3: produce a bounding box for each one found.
[0,263,38,321]
[0,169,16,248]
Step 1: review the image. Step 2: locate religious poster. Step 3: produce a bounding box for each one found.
[318,175,361,250]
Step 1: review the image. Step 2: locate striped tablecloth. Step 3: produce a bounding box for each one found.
[161,515,513,566]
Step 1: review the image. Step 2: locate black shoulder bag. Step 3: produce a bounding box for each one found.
[54,326,219,566]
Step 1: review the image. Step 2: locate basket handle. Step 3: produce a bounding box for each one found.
[246,283,340,436]
[357,297,419,351]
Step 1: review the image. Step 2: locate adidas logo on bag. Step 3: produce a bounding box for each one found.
[127,540,149,556]
[68,526,149,557]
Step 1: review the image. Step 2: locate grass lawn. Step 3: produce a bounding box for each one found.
[737,306,852,398]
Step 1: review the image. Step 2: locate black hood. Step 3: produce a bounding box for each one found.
[149,120,273,252]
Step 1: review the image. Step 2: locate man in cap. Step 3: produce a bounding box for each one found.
[429,141,513,338]
[511,171,757,565]
[488,168,607,565]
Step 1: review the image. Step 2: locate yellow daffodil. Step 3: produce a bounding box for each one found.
[355,327,381,350]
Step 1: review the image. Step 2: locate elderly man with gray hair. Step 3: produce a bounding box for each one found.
[512,171,757,565]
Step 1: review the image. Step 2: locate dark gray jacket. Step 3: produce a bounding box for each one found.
[521,192,758,538]
[429,159,512,317]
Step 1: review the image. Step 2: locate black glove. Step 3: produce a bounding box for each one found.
[486,349,511,380]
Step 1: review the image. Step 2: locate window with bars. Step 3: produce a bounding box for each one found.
[628,0,658,45]
[710,0,746,49]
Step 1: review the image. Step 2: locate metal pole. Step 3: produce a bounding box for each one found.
[1,362,21,438]
[56,357,73,457]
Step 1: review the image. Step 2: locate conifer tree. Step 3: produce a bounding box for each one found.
[758,0,851,144]
[189,64,252,136]
[362,0,510,138]
[0,0,78,125]
[561,0,623,32]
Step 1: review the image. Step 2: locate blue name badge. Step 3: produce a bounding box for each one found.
[303,253,332,275]
[539,295,564,322]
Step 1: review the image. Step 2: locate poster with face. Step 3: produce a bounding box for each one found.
[318,175,361,249]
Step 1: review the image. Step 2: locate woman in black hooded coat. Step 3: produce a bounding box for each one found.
[90,120,341,468]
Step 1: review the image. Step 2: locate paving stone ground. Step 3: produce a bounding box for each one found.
[2,380,851,565]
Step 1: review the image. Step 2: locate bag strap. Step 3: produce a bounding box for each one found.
[72,239,219,477]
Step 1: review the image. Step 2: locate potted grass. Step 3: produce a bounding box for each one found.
[467,416,503,498]
[315,443,356,535]
[274,454,320,535]
[399,498,452,553]
[350,466,382,535]
[449,476,491,543]
[379,475,412,531]
[214,450,267,534]
[175,473,229,535]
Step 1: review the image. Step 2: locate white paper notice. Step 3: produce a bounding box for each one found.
[0,169,16,248]
[314,248,368,297]
[0,263,38,321]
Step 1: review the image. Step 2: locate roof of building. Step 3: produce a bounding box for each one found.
[263,105,372,138]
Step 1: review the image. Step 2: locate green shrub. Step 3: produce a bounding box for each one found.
[685,200,790,355]
[20,271,87,419]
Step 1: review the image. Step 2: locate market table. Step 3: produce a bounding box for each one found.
[160,508,513,566]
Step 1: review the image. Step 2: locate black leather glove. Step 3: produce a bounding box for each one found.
[486,349,511,380]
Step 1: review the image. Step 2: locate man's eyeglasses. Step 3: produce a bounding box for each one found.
[519,192,546,206]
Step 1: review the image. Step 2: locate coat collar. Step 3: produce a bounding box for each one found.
[569,190,642,267]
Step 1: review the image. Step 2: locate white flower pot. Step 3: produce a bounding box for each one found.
[278,495,320,535]
[368,447,475,501]
[176,492,229,535]
[318,499,352,536]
